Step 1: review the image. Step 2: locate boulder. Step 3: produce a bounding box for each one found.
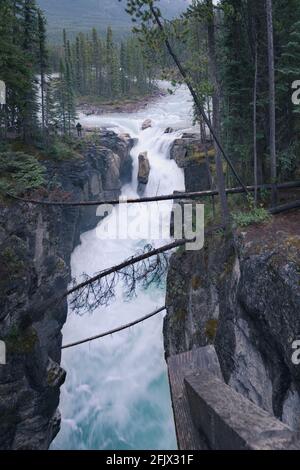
[137,152,150,196]
[119,133,131,140]
[141,119,152,131]
[164,127,174,134]
[138,152,150,184]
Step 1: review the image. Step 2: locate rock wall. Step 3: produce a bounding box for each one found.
[164,221,300,431]
[170,134,214,192]
[0,131,133,450]
[164,136,300,433]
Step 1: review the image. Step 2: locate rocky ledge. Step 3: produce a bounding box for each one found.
[0,131,133,450]
[170,134,215,192]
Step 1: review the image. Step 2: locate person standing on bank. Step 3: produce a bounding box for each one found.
[76,122,82,137]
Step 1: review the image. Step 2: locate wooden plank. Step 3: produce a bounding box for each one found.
[167,346,223,450]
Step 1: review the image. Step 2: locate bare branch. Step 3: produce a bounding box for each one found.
[69,244,170,314]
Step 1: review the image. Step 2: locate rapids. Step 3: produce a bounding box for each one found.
[52,84,196,450]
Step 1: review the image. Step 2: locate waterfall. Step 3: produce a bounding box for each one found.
[52,84,196,450]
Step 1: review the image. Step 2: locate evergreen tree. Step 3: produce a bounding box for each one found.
[266,0,277,205]
[55,59,67,134]
[45,77,58,133]
[106,26,114,98]
[120,42,127,95]
[64,58,77,135]
[38,9,48,133]
[22,0,39,141]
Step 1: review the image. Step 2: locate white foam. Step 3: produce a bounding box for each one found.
[53,84,196,450]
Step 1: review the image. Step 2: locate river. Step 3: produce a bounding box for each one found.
[52,84,196,450]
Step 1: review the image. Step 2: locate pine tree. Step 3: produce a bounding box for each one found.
[38,9,48,134]
[106,26,114,98]
[54,56,77,136]
[75,36,82,94]
[45,77,58,133]
[266,0,277,205]
[55,59,67,134]
[79,33,88,95]
[65,59,77,135]
[120,42,127,96]
[48,23,155,104]
[21,0,39,141]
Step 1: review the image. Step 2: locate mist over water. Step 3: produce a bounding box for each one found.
[52,84,196,450]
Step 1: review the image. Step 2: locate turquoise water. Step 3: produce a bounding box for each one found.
[52,84,195,450]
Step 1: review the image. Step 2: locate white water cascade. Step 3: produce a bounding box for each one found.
[53,84,196,450]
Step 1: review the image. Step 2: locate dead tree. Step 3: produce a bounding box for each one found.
[206,0,230,224]
[69,244,169,314]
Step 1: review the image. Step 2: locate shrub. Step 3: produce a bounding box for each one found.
[0,151,45,196]
[46,140,78,161]
[278,143,298,179]
[233,198,272,228]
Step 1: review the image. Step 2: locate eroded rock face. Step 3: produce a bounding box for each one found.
[169,135,214,192]
[164,213,300,431]
[164,233,233,358]
[0,131,133,450]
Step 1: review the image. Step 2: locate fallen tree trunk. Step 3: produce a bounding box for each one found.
[7,180,300,207]
[62,306,166,349]
[269,199,300,215]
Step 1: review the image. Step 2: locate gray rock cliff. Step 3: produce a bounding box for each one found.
[0,131,133,449]
[164,136,300,434]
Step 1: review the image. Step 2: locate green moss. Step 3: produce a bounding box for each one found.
[0,242,25,280]
[56,257,66,272]
[190,148,216,162]
[191,275,202,290]
[176,245,186,254]
[47,369,58,386]
[6,326,38,355]
[205,319,218,343]
[220,252,236,279]
[2,247,24,270]
[174,308,188,323]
